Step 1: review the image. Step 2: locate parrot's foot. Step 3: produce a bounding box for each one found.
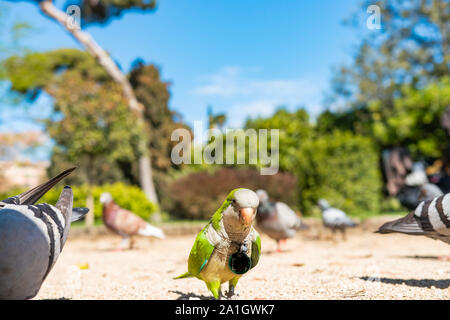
[225,292,238,300]
[225,282,238,300]
[225,289,238,300]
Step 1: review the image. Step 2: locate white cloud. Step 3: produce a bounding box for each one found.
[191,66,325,127]
[192,66,320,99]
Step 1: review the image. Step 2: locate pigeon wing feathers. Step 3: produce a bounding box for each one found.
[55,186,73,222]
[71,208,89,223]
[0,167,76,208]
[377,195,450,244]
[377,212,426,235]
[13,168,76,206]
[0,196,20,206]
[275,202,303,229]
[114,208,148,236]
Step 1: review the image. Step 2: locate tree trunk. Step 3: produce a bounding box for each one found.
[85,187,95,228]
[38,0,160,207]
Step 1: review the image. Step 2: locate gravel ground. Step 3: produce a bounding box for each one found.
[35,219,450,300]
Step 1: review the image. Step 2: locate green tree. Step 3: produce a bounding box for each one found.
[245,107,312,172]
[128,60,192,212]
[71,0,156,25]
[296,130,382,216]
[4,0,161,207]
[244,107,382,215]
[129,60,190,174]
[3,49,144,224]
[369,77,450,158]
[2,49,190,217]
[320,78,450,159]
[327,0,449,141]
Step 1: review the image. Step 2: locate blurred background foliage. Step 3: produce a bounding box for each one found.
[0,0,449,222]
[167,168,297,220]
[0,182,157,220]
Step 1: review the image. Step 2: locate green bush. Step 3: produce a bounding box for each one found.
[0,182,157,221]
[296,130,382,216]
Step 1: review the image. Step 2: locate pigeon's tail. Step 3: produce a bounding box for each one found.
[138,223,166,239]
[376,212,425,235]
[71,207,89,223]
[174,272,194,280]
[56,186,74,222]
[18,167,77,205]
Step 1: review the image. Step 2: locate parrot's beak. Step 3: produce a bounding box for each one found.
[239,207,255,226]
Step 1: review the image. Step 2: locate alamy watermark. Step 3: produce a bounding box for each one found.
[366,4,381,30]
[170,121,279,175]
[66,5,81,30]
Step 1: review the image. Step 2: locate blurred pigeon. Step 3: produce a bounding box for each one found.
[418,183,443,202]
[175,188,260,299]
[0,167,89,299]
[377,193,450,245]
[405,162,428,186]
[397,183,444,211]
[255,189,308,252]
[317,199,357,240]
[100,192,165,250]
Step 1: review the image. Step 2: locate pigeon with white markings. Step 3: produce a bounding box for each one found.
[0,167,89,300]
[317,199,357,240]
[100,192,165,250]
[255,189,308,252]
[418,183,443,202]
[377,193,450,245]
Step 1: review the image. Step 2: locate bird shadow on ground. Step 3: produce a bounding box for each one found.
[169,290,215,300]
[359,276,450,289]
[262,249,294,255]
[397,255,449,261]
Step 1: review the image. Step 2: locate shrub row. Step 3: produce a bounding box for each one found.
[0,182,157,220]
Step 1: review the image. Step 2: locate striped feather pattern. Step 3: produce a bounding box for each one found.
[378,193,450,244]
[3,203,66,279]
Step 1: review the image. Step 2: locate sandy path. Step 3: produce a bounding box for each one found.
[35,225,450,300]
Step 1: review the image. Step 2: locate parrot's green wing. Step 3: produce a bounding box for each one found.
[187,224,216,278]
[251,232,261,269]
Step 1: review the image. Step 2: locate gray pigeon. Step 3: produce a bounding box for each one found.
[317,199,357,240]
[377,193,450,245]
[0,167,89,300]
[418,183,443,202]
[255,189,308,252]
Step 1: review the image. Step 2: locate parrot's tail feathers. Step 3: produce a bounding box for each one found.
[174,272,193,280]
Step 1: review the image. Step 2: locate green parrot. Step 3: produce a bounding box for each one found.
[175,188,261,299]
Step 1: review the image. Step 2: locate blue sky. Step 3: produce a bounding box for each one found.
[0,0,367,159]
